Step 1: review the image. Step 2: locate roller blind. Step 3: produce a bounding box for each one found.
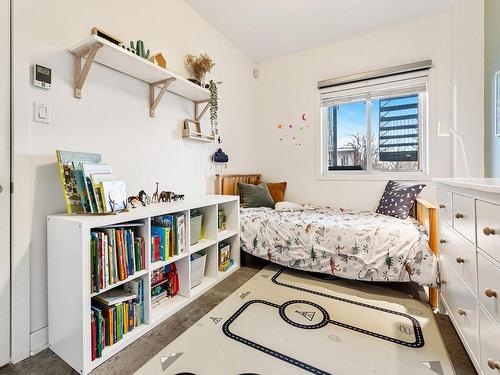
[320,72,428,107]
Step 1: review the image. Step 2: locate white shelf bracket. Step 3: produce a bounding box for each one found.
[73,42,103,99]
[149,78,176,117]
[194,100,210,122]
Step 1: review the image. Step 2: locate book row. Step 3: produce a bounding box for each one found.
[150,263,179,308]
[91,227,146,293]
[151,214,186,262]
[91,279,145,361]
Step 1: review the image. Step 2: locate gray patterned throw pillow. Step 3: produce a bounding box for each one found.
[376,181,425,219]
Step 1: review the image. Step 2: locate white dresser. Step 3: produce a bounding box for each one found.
[435,179,500,374]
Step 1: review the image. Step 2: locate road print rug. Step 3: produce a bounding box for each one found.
[136,265,454,375]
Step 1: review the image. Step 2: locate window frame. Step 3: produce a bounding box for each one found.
[317,71,429,181]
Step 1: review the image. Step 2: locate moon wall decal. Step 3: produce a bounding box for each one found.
[301,113,307,121]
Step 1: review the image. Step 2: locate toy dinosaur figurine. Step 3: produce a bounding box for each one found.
[152,182,159,203]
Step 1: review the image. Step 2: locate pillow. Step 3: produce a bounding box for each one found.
[275,201,304,211]
[376,180,425,219]
[238,182,275,208]
[266,182,287,203]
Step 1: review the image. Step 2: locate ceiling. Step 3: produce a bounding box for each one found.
[185,0,454,62]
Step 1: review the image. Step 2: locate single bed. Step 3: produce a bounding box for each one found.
[215,174,439,307]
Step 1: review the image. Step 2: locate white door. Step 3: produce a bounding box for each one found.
[0,0,10,367]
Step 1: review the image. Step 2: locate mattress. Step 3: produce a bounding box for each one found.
[240,206,438,286]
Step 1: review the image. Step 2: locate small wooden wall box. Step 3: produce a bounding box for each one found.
[91,27,122,46]
[147,52,167,69]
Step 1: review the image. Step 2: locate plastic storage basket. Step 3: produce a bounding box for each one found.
[190,250,207,288]
[190,211,203,245]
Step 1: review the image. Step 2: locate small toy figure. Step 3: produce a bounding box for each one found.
[159,191,174,202]
[152,182,159,203]
[172,193,185,201]
[128,195,142,208]
[138,190,151,206]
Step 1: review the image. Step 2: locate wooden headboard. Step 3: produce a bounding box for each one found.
[215,174,261,195]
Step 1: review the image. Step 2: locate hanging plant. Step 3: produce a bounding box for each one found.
[209,80,218,136]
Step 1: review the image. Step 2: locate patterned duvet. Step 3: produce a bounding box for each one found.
[240,206,438,286]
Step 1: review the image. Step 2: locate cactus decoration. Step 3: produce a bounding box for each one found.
[129,40,150,59]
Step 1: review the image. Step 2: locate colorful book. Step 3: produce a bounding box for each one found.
[81,163,112,213]
[218,242,231,272]
[175,214,185,255]
[100,180,127,212]
[91,310,96,361]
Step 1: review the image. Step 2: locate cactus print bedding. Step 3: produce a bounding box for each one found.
[240,206,438,286]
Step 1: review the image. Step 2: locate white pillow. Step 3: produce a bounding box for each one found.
[275,201,305,211]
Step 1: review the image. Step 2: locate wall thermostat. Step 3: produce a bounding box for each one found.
[33,64,52,89]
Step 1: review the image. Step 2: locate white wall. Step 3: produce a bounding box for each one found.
[11,0,257,359]
[450,0,484,178]
[255,13,452,210]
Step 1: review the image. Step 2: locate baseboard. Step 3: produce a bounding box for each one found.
[30,327,48,356]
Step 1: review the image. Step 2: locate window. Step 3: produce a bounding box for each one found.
[319,73,428,176]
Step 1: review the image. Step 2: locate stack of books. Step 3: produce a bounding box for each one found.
[218,241,232,272]
[151,214,186,262]
[91,225,146,293]
[56,150,127,214]
[90,279,145,361]
[150,263,179,308]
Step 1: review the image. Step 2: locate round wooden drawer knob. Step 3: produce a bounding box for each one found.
[455,212,464,219]
[488,359,500,370]
[439,204,446,209]
[456,257,465,264]
[440,239,447,244]
[457,308,467,316]
[483,227,497,236]
[485,288,498,298]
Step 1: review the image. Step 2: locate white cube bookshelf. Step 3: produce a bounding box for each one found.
[47,195,239,374]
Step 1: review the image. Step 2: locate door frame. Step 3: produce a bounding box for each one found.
[0,0,11,367]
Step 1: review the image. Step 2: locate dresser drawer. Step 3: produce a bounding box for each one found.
[452,193,475,243]
[478,253,500,326]
[437,189,453,226]
[439,223,477,293]
[479,307,500,374]
[477,199,500,262]
[440,258,479,361]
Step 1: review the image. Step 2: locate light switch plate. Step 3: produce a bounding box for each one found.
[34,102,50,124]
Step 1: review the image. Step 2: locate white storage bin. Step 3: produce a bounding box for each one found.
[190,250,207,288]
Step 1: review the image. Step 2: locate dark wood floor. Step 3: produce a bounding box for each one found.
[0,255,476,374]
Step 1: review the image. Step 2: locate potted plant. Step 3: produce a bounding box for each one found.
[185,53,215,87]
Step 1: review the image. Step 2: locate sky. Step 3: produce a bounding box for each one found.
[335,96,418,147]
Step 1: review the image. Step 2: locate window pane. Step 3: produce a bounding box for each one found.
[371,94,420,172]
[326,101,367,170]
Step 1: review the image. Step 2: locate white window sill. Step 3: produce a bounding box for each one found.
[316,171,431,182]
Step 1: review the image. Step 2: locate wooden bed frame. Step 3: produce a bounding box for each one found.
[215,174,438,308]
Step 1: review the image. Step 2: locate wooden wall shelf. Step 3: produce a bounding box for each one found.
[182,129,215,143]
[70,35,210,117]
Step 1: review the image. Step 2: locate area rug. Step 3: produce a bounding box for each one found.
[136,265,454,375]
